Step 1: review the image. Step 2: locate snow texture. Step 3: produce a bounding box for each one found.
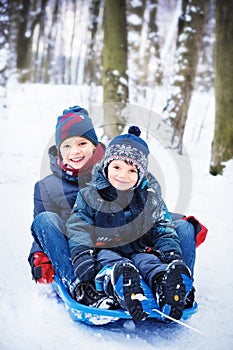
[0,81,233,350]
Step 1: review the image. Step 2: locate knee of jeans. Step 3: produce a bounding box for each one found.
[32,211,64,231]
[174,220,195,241]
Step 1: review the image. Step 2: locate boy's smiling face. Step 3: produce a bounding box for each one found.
[107,160,138,191]
[60,136,96,169]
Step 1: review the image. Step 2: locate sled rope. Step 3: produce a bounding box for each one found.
[153,309,207,336]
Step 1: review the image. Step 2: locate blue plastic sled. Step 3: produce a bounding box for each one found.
[52,276,198,326]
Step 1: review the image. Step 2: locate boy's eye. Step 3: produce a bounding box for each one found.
[113,165,120,170]
[63,144,70,149]
[130,169,137,173]
[79,141,87,146]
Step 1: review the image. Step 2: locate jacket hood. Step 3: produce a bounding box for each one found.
[48,145,63,179]
[48,145,82,184]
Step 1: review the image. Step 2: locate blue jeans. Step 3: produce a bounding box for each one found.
[174,219,196,276]
[31,212,78,294]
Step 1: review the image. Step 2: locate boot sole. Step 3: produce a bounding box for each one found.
[112,262,148,322]
[160,260,192,320]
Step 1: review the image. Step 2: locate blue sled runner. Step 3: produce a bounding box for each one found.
[52,276,198,326]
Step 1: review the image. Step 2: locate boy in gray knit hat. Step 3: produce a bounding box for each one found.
[66,126,193,322]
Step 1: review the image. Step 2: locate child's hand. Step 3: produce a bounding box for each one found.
[32,252,55,283]
[159,250,182,264]
[72,246,98,282]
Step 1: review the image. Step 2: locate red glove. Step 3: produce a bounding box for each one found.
[33,252,55,284]
[183,216,208,248]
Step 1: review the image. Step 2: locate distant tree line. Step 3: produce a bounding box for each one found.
[0,0,232,174]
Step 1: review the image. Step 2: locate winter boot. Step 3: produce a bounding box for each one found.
[92,295,120,310]
[111,261,148,322]
[184,286,195,309]
[154,260,192,320]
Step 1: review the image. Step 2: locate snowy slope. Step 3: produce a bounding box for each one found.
[0,81,233,350]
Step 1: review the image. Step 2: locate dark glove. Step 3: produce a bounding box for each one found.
[74,281,104,305]
[159,250,182,264]
[183,216,208,247]
[72,247,99,282]
[145,247,182,264]
[31,252,55,284]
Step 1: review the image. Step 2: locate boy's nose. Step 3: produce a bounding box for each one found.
[70,144,80,153]
[118,171,128,179]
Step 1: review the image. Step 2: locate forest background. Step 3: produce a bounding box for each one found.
[0,0,233,175]
[1,1,233,349]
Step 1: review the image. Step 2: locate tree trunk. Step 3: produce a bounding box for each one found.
[146,0,163,86]
[32,3,46,83]
[16,0,31,75]
[103,0,128,139]
[43,0,59,84]
[0,0,9,113]
[135,0,162,88]
[16,0,49,82]
[84,0,103,85]
[67,0,78,84]
[210,0,233,175]
[163,0,205,153]
[195,0,215,92]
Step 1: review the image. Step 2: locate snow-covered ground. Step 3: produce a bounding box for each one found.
[0,81,233,350]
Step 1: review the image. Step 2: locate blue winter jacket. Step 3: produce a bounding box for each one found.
[66,165,183,281]
[28,144,104,260]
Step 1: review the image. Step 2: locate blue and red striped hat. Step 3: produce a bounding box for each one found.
[55,105,98,149]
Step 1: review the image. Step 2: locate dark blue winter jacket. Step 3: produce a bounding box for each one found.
[66,165,183,281]
[29,144,105,260]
